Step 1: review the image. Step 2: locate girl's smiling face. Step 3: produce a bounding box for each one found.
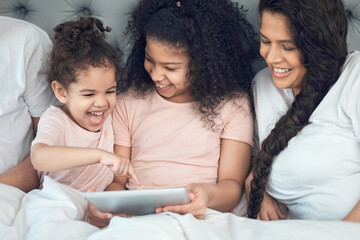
[260,11,307,97]
[54,65,117,132]
[144,38,193,103]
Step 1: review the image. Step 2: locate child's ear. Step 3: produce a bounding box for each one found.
[51,81,68,104]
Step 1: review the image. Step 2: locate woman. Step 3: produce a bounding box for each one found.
[247,0,360,222]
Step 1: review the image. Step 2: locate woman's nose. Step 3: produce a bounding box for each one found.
[266,45,282,64]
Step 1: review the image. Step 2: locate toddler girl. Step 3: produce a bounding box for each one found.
[31,17,139,192]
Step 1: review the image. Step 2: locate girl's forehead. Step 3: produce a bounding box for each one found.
[145,36,188,54]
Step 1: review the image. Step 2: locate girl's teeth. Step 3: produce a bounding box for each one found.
[274,67,291,73]
[91,112,103,116]
[157,85,169,88]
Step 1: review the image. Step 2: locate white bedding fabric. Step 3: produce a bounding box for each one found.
[0,176,359,240]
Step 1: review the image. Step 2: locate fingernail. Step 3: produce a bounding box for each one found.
[106,213,112,219]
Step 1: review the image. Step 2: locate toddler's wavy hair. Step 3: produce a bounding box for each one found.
[44,17,120,89]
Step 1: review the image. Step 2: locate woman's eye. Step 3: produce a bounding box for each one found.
[282,45,296,51]
[145,56,152,62]
[261,39,271,45]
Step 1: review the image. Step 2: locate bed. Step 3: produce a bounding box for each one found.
[0,0,359,239]
[1,177,359,239]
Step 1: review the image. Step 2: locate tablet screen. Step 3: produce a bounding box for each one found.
[82,187,190,215]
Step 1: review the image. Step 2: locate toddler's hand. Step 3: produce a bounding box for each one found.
[127,165,141,186]
[99,152,140,185]
[86,189,131,228]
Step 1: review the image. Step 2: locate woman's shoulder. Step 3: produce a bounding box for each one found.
[342,50,360,71]
[252,67,274,90]
[336,50,360,91]
[252,67,294,104]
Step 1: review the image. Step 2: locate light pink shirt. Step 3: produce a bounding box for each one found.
[113,89,253,190]
[32,105,114,192]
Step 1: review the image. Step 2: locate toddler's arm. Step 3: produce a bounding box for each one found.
[31,143,134,178]
[86,144,137,228]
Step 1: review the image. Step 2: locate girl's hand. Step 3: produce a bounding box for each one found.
[155,183,208,219]
[99,152,141,185]
[257,192,286,221]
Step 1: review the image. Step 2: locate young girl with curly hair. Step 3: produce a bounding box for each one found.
[247,0,360,222]
[31,17,139,192]
[88,0,256,227]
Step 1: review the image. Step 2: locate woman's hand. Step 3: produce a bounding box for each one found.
[245,171,285,220]
[155,183,208,219]
[257,192,286,221]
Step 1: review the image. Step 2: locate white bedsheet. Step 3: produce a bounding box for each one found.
[0,176,359,240]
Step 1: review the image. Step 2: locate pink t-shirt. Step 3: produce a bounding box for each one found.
[32,105,114,192]
[113,89,253,190]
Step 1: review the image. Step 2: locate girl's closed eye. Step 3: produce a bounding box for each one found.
[165,66,176,71]
[83,93,95,97]
[106,90,116,94]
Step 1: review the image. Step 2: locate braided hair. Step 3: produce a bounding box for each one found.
[44,17,120,89]
[247,0,348,218]
[120,0,257,126]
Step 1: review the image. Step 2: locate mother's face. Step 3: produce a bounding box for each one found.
[259,10,306,97]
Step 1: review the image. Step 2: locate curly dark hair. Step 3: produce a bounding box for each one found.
[120,0,257,125]
[44,17,120,89]
[247,0,348,219]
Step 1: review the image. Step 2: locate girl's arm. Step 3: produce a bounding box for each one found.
[206,138,251,211]
[157,139,251,218]
[31,143,131,177]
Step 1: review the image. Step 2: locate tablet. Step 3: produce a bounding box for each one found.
[82,187,190,216]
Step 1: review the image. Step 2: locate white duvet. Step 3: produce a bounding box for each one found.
[0,176,359,240]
